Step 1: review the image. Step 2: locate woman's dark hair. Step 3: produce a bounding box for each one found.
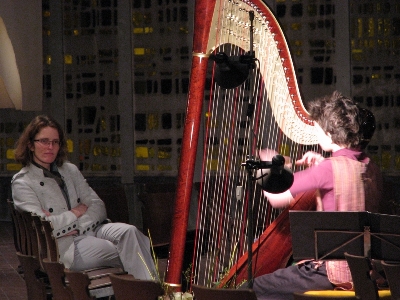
[14,115,68,166]
[307,91,362,148]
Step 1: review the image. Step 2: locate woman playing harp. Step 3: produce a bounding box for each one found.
[246,92,383,299]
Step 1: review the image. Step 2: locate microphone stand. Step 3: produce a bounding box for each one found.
[240,11,292,288]
[241,157,276,289]
[241,10,257,289]
[242,156,257,289]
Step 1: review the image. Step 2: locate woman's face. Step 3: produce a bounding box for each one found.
[29,126,60,169]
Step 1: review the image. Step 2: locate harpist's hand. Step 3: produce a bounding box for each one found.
[296,151,324,167]
[259,148,278,161]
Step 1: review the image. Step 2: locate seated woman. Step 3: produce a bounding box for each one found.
[249,91,382,299]
[11,115,156,280]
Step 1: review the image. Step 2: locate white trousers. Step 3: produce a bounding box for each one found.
[70,222,157,280]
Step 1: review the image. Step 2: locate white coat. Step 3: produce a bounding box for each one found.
[11,162,107,268]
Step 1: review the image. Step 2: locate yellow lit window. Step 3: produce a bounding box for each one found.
[7,163,22,171]
[136,164,150,171]
[6,149,15,160]
[134,48,145,55]
[66,139,73,153]
[64,54,73,64]
[136,146,149,158]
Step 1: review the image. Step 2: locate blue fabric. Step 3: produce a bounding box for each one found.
[251,261,334,300]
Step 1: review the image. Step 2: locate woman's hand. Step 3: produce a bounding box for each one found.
[296,151,324,167]
[71,203,88,218]
[259,148,278,161]
[64,230,79,236]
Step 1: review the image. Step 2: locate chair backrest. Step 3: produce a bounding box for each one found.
[109,273,164,300]
[41,218,59,262]
[344,252,379,300]
[31,214,48,263]
[8,200,52,300]
[7,200,44,261]
[8,200,30,255]
[21,211,40,258]
[7,199,22,253]
[381,261,400,300]
[191,284,257,300]
[10,206,41,260]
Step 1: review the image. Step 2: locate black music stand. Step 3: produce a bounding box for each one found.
[289,211,400,262]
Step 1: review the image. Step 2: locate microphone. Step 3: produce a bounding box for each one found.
[209,52,254,89]
[256,155,294,194]
[209,11,256,89]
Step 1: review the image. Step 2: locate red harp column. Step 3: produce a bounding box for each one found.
[164,0,217,286]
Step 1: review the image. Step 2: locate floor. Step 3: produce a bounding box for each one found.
[0,221,28,300]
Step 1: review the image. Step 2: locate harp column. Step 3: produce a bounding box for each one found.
[164,0,217,287]
[164,53,208,286]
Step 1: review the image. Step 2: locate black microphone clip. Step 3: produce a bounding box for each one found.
[255,155,294,194]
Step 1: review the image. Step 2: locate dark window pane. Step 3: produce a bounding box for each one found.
[135,113,146,131]
[161,79,172,94]
[180,7,188,21]
[82,81,97,95]
[277,4,286,18]
[291,4,303,17]
[101,10,112,26]
[162,113,172,129]
[83,106,97,125]
[81,12,91,27]
[324,68,333,84]
[311,68,324,84]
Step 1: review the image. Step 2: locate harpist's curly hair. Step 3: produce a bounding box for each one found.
[307,91,362,149]
[14,115,68,167]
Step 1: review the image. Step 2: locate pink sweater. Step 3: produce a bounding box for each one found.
[289,149,370,211]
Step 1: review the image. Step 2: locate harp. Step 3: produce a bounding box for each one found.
[165,0,320,289]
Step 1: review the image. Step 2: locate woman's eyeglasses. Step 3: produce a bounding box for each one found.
[33,139,61,146]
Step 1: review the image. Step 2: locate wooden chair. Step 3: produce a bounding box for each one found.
[31,214,74,300]
[8,199,22,252]
[64,269,116,300]
[191,284,257,300]
[7,200,51,300]
[344,252,391,300]
[109,273,164,300]
[40,217,125,299]
[381,261,400,300]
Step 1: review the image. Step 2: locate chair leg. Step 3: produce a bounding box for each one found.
[17,252,51,300]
